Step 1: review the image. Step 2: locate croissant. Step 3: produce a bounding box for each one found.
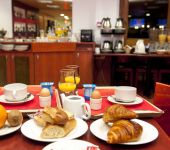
[103,104,137,123]
[107,119,143,144]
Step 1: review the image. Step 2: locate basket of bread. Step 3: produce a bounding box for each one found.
[33,106,77,139]
[103,104,143,144]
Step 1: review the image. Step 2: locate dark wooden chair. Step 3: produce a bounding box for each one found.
[153,82,170,137]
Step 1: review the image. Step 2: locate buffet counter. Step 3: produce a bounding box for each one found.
[0,42,95,86]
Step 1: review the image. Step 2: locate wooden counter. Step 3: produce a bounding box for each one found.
[0,42,95,86]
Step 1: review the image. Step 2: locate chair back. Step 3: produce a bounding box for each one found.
[153,82,170,106]
[153,82,170,137]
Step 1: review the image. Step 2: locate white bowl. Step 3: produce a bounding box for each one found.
[14,45,29,51]
[1,44,14,51]
[4,83,27,101]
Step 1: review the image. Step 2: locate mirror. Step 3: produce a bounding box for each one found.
[128,0,168,38]
[13,0,72,37]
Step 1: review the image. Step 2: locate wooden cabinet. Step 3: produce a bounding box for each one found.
[0,52,34,85]
[34,52,75,86]
[0,42,94,86]
[75,50,93,85]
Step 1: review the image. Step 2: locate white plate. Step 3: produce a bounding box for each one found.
[43,139,98,150]
[107,95,143,105]
[90,118,158,145]
[0,94,34,105]
[21,118,88,142]
[0,122,22,136]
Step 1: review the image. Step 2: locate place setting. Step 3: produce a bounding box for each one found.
[107,86,143,105]
[0,83,34,105]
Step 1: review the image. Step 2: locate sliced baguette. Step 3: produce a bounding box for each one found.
[43,107,68,125]
[41,118,77,139]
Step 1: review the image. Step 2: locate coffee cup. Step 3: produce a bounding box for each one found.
[115,86,137,102]
[62,95,91,120]
[4,83,27,101]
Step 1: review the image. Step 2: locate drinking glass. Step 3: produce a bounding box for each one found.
[158,29,167,45]
[58,69,76,94]
[66,65,80,85]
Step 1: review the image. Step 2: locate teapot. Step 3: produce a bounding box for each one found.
[101,18,112,29]
[60,93,91,120]
[134,39,146,54]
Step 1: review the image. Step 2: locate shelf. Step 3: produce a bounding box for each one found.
[101,28,126,35]
[14,18,37,24]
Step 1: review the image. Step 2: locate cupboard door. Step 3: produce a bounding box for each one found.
[34,53,58,85]
[34,52,75,86]
[0,55,8,86]
[75,51,93,84]
[12,53,34,84]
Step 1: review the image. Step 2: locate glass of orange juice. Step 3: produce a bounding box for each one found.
[58,69,76,94]
[66,65,80,85]
[159,29,167,44]
[167,29,170,43]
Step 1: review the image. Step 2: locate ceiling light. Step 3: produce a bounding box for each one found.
[128,15,132,18]
[38,0,53,3]
[46,5,59,9]
[146,13,150,17]
[64,16,69,20]
[60,14,64,16]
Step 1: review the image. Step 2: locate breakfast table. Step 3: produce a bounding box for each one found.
[0,86,170,150]
[0,118,170,150]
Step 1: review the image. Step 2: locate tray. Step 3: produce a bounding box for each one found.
[0,85,59,114]
[77,86,164,118]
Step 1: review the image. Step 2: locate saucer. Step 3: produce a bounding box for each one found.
[0,94,34,105]
[107,95,143,105]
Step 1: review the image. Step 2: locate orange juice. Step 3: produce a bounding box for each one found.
[159,34,167,44]
[167,35,170,43]
[58,83,76,92]
[65,76,80,84]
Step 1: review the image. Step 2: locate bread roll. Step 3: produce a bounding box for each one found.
[103,104,137,123]
[43,107,69,125]
[107,119,143,144]
[34,112,55,127]
[41,118,77,139]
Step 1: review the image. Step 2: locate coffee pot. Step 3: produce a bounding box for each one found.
[102,40,112,50]
[101,18,112,29]
[114,40,123,50]
[115,18,124,28]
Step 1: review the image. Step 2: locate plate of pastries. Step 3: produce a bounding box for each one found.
[90,104,159,145]
[21,107,88,142]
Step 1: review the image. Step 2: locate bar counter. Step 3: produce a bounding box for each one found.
[94,53,170,97]
[0,118,170,150]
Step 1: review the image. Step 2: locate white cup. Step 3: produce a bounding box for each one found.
[115,86,137,102]
[39,95,51,107]
[90,98,102,110]
[4,83,27,101]
[95,47,100,54]
[63,95,91,120]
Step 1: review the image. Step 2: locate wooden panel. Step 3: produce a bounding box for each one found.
[32,42,76,52]
[34,52,75,86]
[75,51,93,85]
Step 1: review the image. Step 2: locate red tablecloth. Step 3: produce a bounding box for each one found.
[0,86,57,111]
[77,88,161,116]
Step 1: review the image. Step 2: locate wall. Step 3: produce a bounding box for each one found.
[72,0,120,43]
[0,0,13,38]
